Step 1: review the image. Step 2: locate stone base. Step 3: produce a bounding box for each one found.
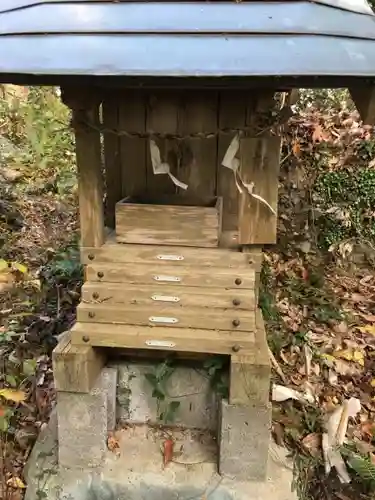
[56,366,117,469]
[25,420,296,500]
[219,399,272,481]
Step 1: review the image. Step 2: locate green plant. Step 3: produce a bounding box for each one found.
[145,360,181,424]
[202,356,229,399]
[314,169,375,248]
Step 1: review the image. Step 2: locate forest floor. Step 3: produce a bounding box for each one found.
[0,86,374,500]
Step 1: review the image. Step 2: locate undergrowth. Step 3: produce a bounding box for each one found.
[314,169,375,248]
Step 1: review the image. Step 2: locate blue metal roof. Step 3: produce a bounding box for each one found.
[1,1,375,79]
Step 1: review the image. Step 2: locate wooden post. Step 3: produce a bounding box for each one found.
[62,86,105,247]
[350,85,375,125]
[229,309,270,405]
[238,136,281,245]
[53,332,105,393]
[103,96,121,229]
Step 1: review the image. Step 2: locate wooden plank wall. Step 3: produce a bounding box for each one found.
[102,89,281,246]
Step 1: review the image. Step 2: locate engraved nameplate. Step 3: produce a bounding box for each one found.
[151,295,180,303]
[145,340,176,348]
[153,275,181,282]
[149,316,178,324]
[157,254,184,261]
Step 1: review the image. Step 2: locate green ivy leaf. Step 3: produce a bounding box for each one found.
[163,401,181,423]
[23,359,37,377]
[5,374,18,388]
[152,388,165,401]
[144,373,158,388]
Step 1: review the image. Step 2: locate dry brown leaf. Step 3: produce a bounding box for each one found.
[312,124,326,142]
[302,433,321,457]
[107,434,120,454]
[358,313,375,322]
[292,141,301,156]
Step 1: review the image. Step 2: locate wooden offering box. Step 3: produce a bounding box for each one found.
[115,194,222,247]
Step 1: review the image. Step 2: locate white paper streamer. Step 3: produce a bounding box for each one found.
[221,134,276,216]
[149,140,188,190]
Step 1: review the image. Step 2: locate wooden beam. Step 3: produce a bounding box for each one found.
[238,136,281,245]
[119,89,147,198]
[229,309,271,405]
[70,322,255,355]
[52,332,105,393]
[73,99,105,247]
[350,86,375,125]
[177,90,218,197]
[103,96,121,229]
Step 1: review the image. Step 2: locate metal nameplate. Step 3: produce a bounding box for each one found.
[151,295,180,303]
[145,340,176,348]
[157,254,184,261]
[149,316,178,324]
[153,275,181,282]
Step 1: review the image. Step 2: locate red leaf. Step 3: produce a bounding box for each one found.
[163,438,174,468]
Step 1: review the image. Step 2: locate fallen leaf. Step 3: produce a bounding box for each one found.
[0,259,8,272]
[107,434,120,454]
[312,124,326,142]
[321,353,335,364]
[292,141,301,156]
[6,477,26,489]
[302,433,321,457]
[358,325,375,337]
[358,313,375,322]
[334,349,365,367]
[163,438,174,468]
[0,388,26,403]
[12,262,28,274]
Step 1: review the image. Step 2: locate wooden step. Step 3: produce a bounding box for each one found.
[77,302,255,331]
[81,282,256,310]
[70,322,254,355]
[81,235,262,270]
[85,262,255,289]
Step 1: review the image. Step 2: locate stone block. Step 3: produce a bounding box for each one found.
[104,366,118,431]
[117,362,217,430]
[57,367,117,469]
[219,399,271,481]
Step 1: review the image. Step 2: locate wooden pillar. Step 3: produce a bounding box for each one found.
[350,85,375,125]
[238,136,281,245]
[62,86,105,247]
[103,96,121,229]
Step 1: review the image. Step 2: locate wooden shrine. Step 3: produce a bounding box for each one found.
[2,0,375,483]
[53,87,277,406]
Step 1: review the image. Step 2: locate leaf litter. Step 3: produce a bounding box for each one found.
[263,90,375,500]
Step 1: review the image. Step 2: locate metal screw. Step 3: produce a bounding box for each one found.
[97,271,104,279]
[88,253,95,261]
[232,319,240,327]
[235,278,242,286]
[232,298,241,306]
[82,335,90,343]
[232,344,241,353]
[248,259,254,265]
[88,311,95,319]
[92,292,99,300]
